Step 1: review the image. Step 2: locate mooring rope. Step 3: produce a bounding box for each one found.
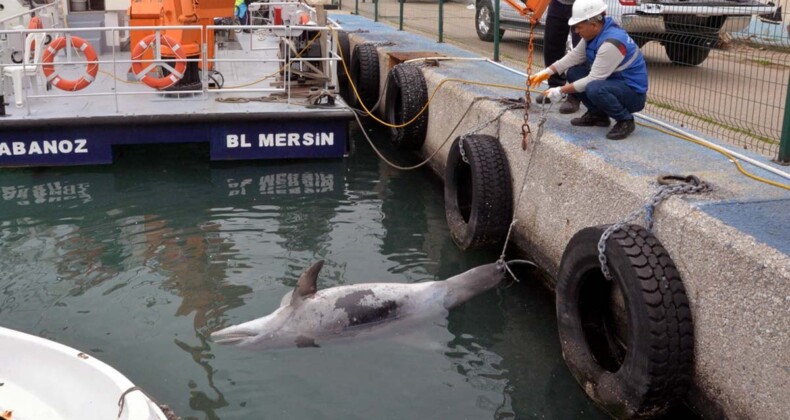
[497,102,554,278]
[352,96,524,171]
[497,102,554,282]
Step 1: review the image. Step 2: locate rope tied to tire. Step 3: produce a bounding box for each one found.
[597,174,711,281]
[494,99,553,277]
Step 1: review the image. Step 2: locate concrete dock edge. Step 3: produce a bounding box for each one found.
[334,13,790,418]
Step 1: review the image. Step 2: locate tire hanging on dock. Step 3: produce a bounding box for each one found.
[335,30,353,105]
[556,224,694,418]
[384,63,428,150]
[350,43,379,112]
[444,134,512,251]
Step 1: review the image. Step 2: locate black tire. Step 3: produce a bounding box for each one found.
[336,30,353,105]
[384,64,429,150]
[664,38,712,66]
[350,43,380,111]
[631,35,649,49]
[556,224,694,418]
[444,135,512,251]
[475,2,505,42]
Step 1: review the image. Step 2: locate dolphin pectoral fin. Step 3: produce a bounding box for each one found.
[295,336,319,348]
[291,260,325,306]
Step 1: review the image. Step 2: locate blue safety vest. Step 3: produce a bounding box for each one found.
[585,17,648,94]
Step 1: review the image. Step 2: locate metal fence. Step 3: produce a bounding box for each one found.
[338,0,790,163]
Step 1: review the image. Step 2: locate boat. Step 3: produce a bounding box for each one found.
[0,0,352,167]
[0,326,168,419]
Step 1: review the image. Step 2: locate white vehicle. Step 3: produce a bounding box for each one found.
[475,0,777,65]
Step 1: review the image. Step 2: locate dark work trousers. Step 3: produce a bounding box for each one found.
[544,0,580,88]
[566,64,646,121]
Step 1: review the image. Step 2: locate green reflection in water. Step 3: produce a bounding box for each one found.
[0,133,605,420]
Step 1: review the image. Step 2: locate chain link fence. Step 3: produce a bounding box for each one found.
[338,0,790,163]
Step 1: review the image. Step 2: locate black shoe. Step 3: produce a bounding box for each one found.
[559,95,580,114]
[606,119,636,140]
[571,111,610,127]
[534,94,551,104]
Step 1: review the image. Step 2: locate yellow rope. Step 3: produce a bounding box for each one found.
[338,33,788,191]
[220,31,323,89]
[639,121,790,191]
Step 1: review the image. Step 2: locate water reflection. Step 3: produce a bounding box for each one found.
[0,139,606,419]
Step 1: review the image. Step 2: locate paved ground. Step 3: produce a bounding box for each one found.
[338,0,789,160]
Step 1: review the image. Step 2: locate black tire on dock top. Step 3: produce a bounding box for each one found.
[556,224,694,418]
[350,43,380,112]
[384,64,428,150]
[444,134,513,251]
[336,30,353,105]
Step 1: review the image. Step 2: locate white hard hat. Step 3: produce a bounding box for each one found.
[568,0,607,26]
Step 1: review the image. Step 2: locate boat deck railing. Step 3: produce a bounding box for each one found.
[0,15,343,115]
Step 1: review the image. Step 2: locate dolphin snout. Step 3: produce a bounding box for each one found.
[211,325,259,345]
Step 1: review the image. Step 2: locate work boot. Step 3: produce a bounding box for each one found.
[534,94,551,104]
[570,110,610,127]
[559,95,580,114]
[606,119,636,140]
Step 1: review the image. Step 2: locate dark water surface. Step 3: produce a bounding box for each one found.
[0,130,606,419]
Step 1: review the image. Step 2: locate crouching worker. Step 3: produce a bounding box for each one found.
[529,0,647,140]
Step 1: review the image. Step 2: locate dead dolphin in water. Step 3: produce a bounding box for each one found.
[211,260,520,350]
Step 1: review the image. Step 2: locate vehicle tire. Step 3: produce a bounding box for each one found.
[336,30,353,105]
[475,2,505,42]
[664,38,712,66]
[444,134,512,251]
[556,224,694,418]
[631,35,649,48]
[385,64,428,150]
[350,43,380,111]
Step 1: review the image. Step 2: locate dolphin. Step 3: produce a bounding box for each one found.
[210,260,518,350]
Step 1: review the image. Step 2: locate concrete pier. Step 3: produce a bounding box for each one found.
[333,13,790,419]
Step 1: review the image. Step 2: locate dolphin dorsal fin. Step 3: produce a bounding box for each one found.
[291,260,324,306]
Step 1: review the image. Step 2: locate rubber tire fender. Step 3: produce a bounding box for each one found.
[350,43,380,112]
[335,30,353,105]
[556,224,694,418]
[385,63,428,150]
[444,134,513,251]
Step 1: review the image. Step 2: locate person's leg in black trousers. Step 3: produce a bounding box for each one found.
[539,0,581,113]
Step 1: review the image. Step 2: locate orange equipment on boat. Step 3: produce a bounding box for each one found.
[42,36,99,91]
[128,0,235,89]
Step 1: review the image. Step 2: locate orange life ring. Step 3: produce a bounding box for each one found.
[131,34,186,90]
[42,36,99,92]
[28,16,43,52]
[28,17,42,29]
